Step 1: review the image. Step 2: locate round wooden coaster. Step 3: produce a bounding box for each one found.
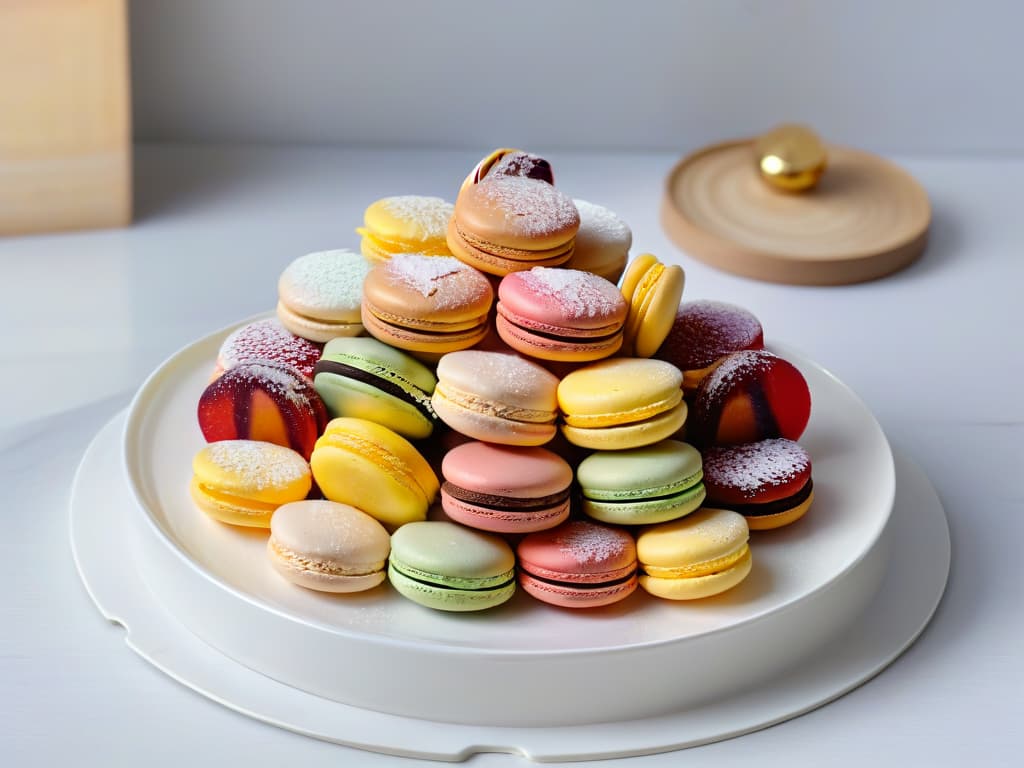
[661,140,930,285]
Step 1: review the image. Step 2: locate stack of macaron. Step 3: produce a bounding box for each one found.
[188,147,817,614]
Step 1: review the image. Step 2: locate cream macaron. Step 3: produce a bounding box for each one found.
[277,249,371,342]
[268,500,391,593]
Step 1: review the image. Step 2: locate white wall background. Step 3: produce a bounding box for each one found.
[130,0,1023,154]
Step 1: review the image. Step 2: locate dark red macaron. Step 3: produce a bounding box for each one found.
[688,349,810,448]
[702,439,814,530]
[198,361,328,460]
[654,301,764,394]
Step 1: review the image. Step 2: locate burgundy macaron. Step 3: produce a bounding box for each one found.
[517,520,638,608]
[440,442,572,534]
[496,267,628,362]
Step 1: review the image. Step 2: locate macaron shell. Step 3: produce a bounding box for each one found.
[276,300,364,343]
[442,442,573,498]
[637,507,750,570]
[446,217,573,275]
[388,563,516,612]
[498,268,629,332]
[441,490,570,534]
[518,570,638,609]
[189,476,281,528]
[277,250,370,323]
[565,199,632,283]
[388,521,516,611]
[557,358,684,426]
[639,547,752,600]
[582,484,706,526]
[431,392,557,446]
[191,440,312,506]
[267,500,390,593]
[454,176,580,251]
[310,418,438,528]
[577,440,704,500]
[362,253,493,326]
[360,304,489,354]
[625,260,686,358]
[359,196,453,253]
[495,313,624,362]
[560,400,688,450]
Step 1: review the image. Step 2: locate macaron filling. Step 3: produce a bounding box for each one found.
[433,381,556,425]
[727,478,814,517]
[642,543,750,580]
[313,358,435,421]
[519,568,638,591]
[389,556,515,593]
[442,482,570,512]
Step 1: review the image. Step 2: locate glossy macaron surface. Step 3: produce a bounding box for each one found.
[268,500,391,593]
[197,361,328,460]
[517,520,639,608]
[689,349,811,447]
[388,521,516,611]
[619,254,686,358]
[190,440,312,527]
[310,417,439,528]
[440,442,573,533]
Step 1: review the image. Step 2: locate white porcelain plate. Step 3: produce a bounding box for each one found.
[112,317,899,732]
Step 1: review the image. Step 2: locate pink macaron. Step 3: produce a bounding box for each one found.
[496,267,628,362]
[517,520,639,609]
[441,442,573,534]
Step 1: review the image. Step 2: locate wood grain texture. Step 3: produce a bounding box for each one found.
[0,0,131,235]
[662,141,930,285]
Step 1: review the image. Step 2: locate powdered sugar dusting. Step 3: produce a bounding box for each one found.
[657,301,763,369]
[519,267,624,319]
[380,196,453,238]
[701,349,776,402]
[205,440,308,490]
[573,199,632,247]
[280,250,369,311]
[476,177,579,236]
[218,319,322,378]
[703,439,811,497]
[225,362,313,407]
[384,254,489,308]
[556,521,628,565]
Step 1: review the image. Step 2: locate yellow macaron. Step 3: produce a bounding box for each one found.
[310,417,439,528]
[637,508,752,600]
[190,440,312,528]
[619,254,685,358]
[557,358,688,450]
[356,195,454,263]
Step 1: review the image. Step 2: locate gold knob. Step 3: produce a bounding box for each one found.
[754,124,827,192]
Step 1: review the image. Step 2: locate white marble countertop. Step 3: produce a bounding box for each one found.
[2,144,1021,766]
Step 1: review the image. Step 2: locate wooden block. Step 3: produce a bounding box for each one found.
[0,0,132,235]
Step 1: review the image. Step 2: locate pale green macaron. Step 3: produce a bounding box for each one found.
[388,521,516,611]
[313,337,437,440]
[576,439,706,525]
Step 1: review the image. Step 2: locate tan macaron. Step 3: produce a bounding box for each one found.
[448,176,580,276]
[268,500,391,593]
[360,253,493,358]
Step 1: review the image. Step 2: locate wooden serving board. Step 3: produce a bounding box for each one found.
[661,140,930,285]
[0,0,131,235]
